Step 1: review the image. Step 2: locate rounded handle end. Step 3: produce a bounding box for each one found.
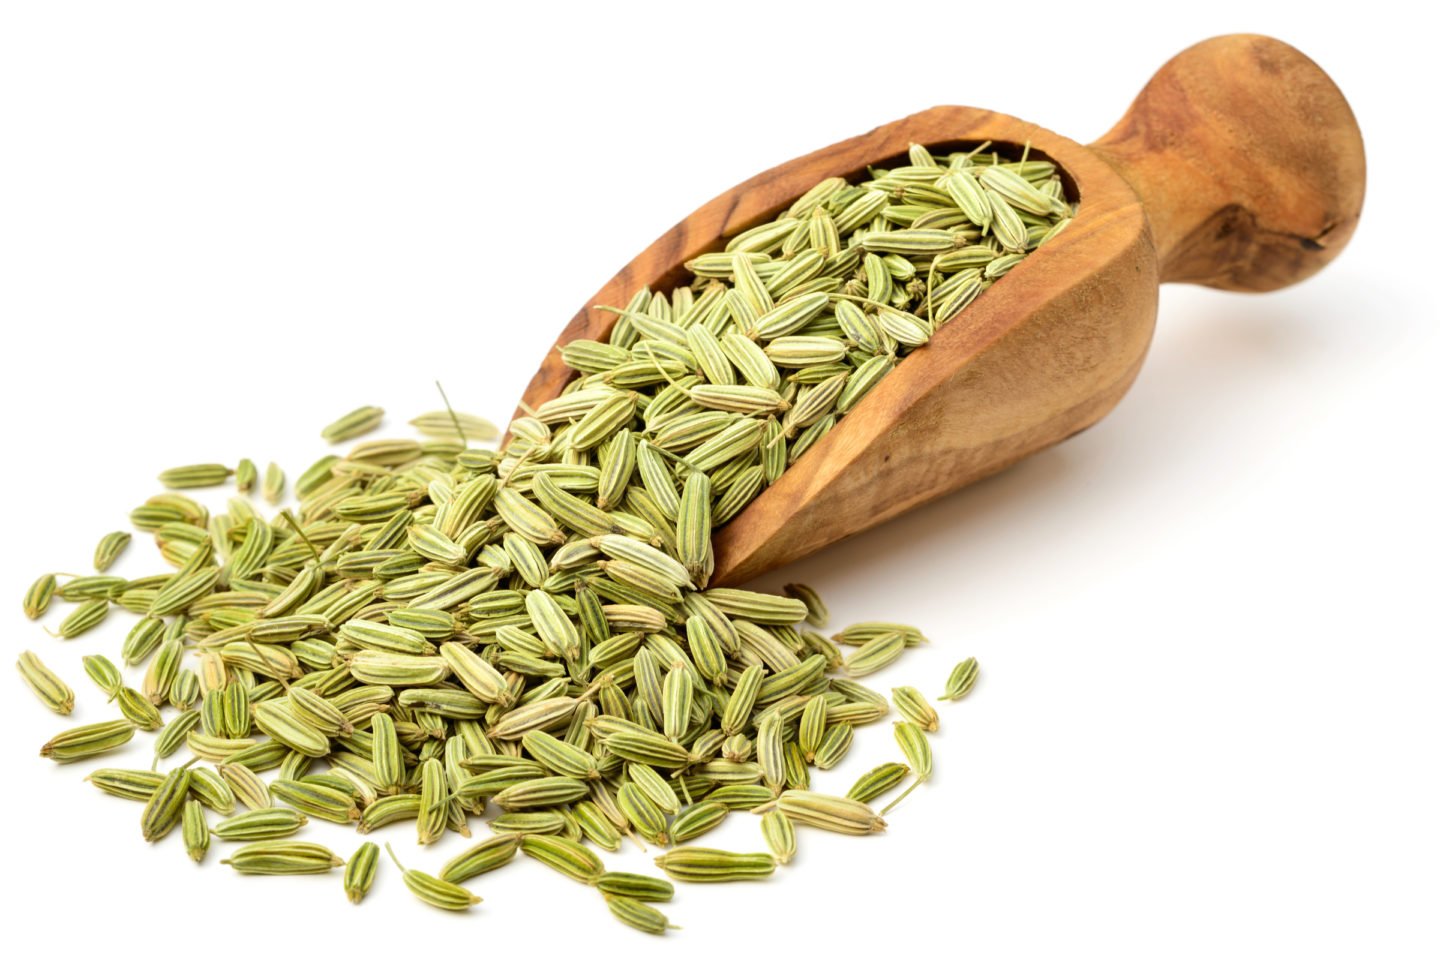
[1091,34,1365,291]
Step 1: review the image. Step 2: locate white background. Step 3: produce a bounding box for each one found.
[1,2,1434,957]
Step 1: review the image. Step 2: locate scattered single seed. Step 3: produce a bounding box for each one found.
[93,531,132,572]
[16,652,73,715]
[40,720,135,762]
[760,809,797,864]
[653,847,777,883]
[939,656,980,700]
[222,841,344,875]
[157,464,233,489]
[54,598,110,639]
[605,895,676,935]
[892,686,940,731]
[321,406,385,444]
[235,458,258,495]
[262,462,286,504]
[387,844,481,911]
[344,842,380,904]
[595,871,675,902]
[23,574,57,620]
[183,800,209,862]
[846,762,911,804]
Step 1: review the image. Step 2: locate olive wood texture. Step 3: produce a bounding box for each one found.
[517,34,1365,585]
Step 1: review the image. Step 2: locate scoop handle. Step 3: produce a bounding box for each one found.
[1089,34,1365,291]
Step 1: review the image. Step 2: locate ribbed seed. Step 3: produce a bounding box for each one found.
[86,767,164,800]
[212,808,309,840]
[183,800,210,862]
[938,656,980,700]
[343,791,413,830]
[573,801,623,851]
[494,489,565,546]
[760,809,797,864]
[798,695,827,761]
[595,728,693,769]
[722,664,764,735]
[625,762,681,815]
[55,599,110,639]
[653,847,776,883]
[388,845,481,911]
[846,762,911,803]
[347,652,449,687]
[520,833,605,884]
[596,871,675,901]
[670,800,729,843]
[158,464,232,489]
[288,687,352,736]
[605,896,675,935]
[491,776,589,810]
[143,638,183,704]
[141,767,193,841]
[93,531,132,572]
[189,767,237,814]
[221,683,252,738]
[234,457,257,494]
[410,410,498,440]
[842,632,907,677]
[568,391,639,451]
[705,784,775,810]
[223,841,343,875]
[661,666,692,741]
[776,790,886,835]
[814,723,854,770]
[522,730,599,780]
[154,710,201,760]
[987,191,1028,252]
[116,687,163,731]
[23,574,57,619]
[703,589,807,624]
[344,842,380,904]
[942,167,992,227]
[218,763,272,810]
[892,686,940,731]
[368,713,403,790]
[416,757,448,845]
[489,811,566,835]
[149,568,221,617]
[618,782,669,845]
[270,778,359,823]
[893,721,933,780]
[782,583,828,627]
[486,696,579,740]
[261,462,285,503]
[56,574,128,602]
[17,652,73,715]
[321,406,385,443]
[440,834,520,884]
[169,670,200,710]
[253,700,330,758]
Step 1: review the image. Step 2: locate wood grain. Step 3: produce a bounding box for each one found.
[516,34,1364,585]
[1091,34,1366,290]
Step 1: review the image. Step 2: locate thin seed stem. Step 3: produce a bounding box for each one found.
[435,380,468,447]
[879,778,921,816]
[280,510,321,561]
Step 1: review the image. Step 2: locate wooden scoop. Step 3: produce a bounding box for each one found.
[517,34,1365,586]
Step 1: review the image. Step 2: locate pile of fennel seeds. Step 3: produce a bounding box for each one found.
[16,137,1050,929]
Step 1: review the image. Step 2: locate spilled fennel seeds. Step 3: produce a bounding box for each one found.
[19,140,1016,930]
